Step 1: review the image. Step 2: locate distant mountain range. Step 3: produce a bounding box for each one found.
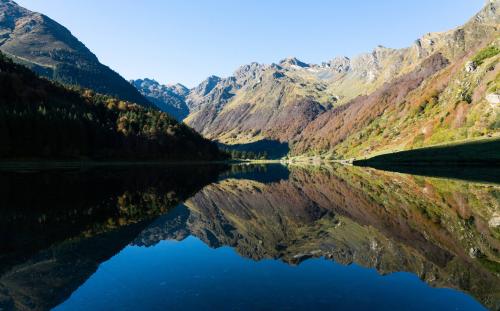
[132,0,500,159]
[0,0,151,106]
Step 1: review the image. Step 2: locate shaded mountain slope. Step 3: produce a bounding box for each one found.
[354,138,500,166]
[0,0,150,106]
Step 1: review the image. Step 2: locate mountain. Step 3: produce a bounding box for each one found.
[0,51,224,160]
[293,1,500,158]
[279,56,310,68]
[131,79,189,120]
[153,1,499,159]
[0,0,151,106]
[184,60,337,145]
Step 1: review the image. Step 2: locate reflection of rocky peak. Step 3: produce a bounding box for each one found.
[133,205,191,247]
[0,221,152,311]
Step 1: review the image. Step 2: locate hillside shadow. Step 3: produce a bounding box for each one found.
[353,138,500,184]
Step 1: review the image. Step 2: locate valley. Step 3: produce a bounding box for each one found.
[0,1,499,310]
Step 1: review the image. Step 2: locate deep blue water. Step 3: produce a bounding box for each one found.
[1,164,497,311]
[54,236,485,311]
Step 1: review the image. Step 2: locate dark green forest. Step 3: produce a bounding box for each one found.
[222,148,268,160]
[0,52,225,161]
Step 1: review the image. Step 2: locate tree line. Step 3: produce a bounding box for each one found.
[222,148,268,160]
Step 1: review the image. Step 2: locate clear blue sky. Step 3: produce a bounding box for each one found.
[16,0,484,87]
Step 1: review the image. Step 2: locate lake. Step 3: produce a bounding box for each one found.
[0,163,499,310]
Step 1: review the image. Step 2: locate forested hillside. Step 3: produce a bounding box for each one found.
[0,52,224,160]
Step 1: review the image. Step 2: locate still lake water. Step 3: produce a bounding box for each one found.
[0,163,499,310]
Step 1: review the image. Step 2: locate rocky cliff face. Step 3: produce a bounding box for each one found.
[0,0,151,106]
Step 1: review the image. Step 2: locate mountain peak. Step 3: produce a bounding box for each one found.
[0,0,39,36]
[191,75,222,97]
[171,82,189,89]
[233,62,266,82]
[130,78,159,90]
[279,57,310,68]
[168,83,190,97]
[206,75,222,82]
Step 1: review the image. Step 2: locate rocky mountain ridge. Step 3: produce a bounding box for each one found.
[133,0,499,158]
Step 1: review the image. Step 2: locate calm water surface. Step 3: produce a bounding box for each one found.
[0,164,498,311]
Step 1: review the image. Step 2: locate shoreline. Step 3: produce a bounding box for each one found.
[0,159,287,171]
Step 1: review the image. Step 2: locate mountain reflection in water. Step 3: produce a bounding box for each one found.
[0,164,499,311]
